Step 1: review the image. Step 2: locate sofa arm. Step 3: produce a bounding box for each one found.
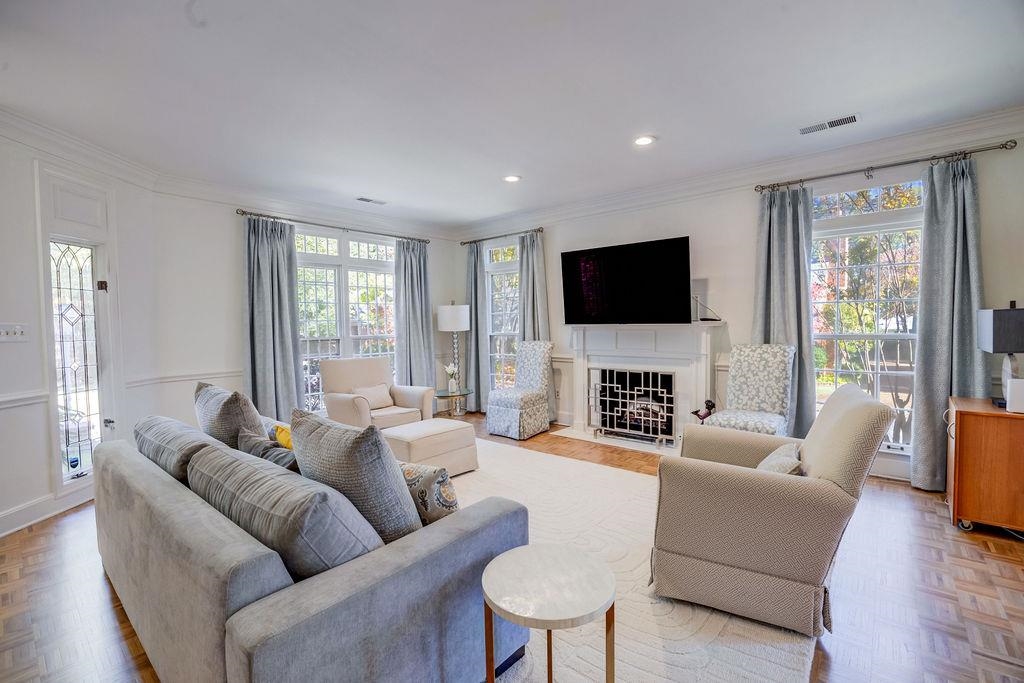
[655,456,856,586]
[681,424,802,468]
[225,497,529,683]
[323,392,372,428]
[391,384,435,418]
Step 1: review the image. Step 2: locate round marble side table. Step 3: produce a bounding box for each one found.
[481,544,616,683]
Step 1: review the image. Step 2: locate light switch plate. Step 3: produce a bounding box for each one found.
[0,323,29,342]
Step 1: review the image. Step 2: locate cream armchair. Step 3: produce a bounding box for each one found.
[319,357,435,429]
[652,384,895,637]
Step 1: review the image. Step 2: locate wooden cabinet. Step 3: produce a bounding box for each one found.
[946,396,1024,532]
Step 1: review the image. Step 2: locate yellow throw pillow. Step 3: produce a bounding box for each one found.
[275,424,293,450]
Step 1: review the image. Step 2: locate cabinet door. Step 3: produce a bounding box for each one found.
[957,413,1024,530]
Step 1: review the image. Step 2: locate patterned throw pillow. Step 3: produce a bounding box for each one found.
[756,442,803,475]
[401,463,459,525]
[290,409,422,543]
[193,382,264,449]
[238,428,298,471]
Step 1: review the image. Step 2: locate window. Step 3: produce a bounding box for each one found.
[295,231,395,411]
[485,243,520,388]
[811,180,923,451]
[50,241,102,480]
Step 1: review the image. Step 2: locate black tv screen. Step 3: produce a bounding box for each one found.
[561,236,691,324]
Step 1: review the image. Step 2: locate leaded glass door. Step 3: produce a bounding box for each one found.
[49,240,108,480]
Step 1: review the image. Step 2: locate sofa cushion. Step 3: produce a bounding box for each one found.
[400,462,459,525]
[370,405,421,429]
[704,409,787,435]
[354,383,394,410]
[133,415,221,483]
[238,428,298,471]
[756,442,802,475]
[291,409,422,543]
[800,384,896,498]
[187,445,383,578]
[194,382,264,449]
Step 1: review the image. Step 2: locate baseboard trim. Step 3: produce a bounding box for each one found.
[870,451,911,481]
[0,484,95,538]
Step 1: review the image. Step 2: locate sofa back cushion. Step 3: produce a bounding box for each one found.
[800,384,896,498]
[353,382,394,410]
[194,382,264,449]
[187,445,383,578]
[319,357,392,394]
[134,415,221,483]
[291,409,422,543]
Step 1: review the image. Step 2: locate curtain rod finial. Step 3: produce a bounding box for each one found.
[1005,139,1018,150]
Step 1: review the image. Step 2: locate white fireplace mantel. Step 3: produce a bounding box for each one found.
[569,323,719,443]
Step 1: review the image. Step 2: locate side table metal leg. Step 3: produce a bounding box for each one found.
[485,602,495,683]
[606,602,615,682]
[546,629,554,683]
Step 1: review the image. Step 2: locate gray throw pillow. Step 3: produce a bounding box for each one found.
[134,415,221,483]
[193,382,264,449]
[400,462,459,525]
[756,442,803,475]
[291,409,422,543]
[187,444,383,578]
[238,428,298,471]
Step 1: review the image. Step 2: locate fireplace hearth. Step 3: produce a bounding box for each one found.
[590,368,675,445]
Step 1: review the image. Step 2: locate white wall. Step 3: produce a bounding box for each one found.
[0,122,457,536]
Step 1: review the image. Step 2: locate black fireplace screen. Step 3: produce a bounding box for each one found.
[593,369,675,442]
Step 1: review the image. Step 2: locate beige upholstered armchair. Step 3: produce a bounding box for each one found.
[319,357,434,429]
[652,384,895,637]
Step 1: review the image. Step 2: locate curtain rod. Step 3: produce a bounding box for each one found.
[753,139,1017,193]
[460,226,543,246]
[235,208,430,243]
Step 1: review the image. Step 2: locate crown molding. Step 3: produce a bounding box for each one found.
[0,105,457,242]
[0,106,160,189]
[453,105,1024,241]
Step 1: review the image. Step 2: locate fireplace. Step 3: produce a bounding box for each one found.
[589,368,675,445]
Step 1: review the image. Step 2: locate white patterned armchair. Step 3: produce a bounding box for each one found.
[705,344,796,436]
[486,341,554,440]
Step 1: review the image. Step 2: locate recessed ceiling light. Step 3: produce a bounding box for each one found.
[503,175,522,183]
[634,135,657,146]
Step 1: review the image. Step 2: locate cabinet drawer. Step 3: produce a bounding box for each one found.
[956,413,1024,530]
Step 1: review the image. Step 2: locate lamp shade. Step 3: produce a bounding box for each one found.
[978,308,1024,353]
[437,304,470,332]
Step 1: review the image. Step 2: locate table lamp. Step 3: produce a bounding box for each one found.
[978,302,1024,413]
[437,303,470,390]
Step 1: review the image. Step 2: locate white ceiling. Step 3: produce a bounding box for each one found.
[2,1,1023,228]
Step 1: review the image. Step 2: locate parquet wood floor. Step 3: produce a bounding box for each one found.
[1,415,1021,682]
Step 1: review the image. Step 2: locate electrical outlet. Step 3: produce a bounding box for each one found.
[555,390,561,399]
[0,323,28,342]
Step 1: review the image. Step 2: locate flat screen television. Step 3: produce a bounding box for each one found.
[561,236,691,324]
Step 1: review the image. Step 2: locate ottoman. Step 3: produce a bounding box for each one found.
[381,418,479,476]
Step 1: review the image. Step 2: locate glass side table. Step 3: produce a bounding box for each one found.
[436,388,473,417]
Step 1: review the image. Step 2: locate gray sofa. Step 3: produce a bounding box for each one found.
[94,438,528,682]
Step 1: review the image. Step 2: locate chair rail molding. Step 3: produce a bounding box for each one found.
[124,369,244,389]
[0,390,51,411]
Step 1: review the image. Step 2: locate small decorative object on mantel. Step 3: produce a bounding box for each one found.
[444,363,458,393]
[691,399,716,424]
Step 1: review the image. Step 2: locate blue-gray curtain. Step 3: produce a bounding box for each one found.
[394,239,435,387]
[465,243,489,412]
[911,159,987,491]
[751,187,816,438]
[518,231,554,420]
[244,217,302,419]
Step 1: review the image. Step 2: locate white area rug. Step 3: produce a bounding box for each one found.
[455,439,814,682]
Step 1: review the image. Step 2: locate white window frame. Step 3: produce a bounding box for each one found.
[484,242,520,389]
[811,199,923,455]
[295,227,396,411]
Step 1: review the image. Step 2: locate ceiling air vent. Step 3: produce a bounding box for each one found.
[799,113,859,135]
[356,197,387,205]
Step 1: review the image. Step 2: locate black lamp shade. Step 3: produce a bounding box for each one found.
[978,308,1024,353]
